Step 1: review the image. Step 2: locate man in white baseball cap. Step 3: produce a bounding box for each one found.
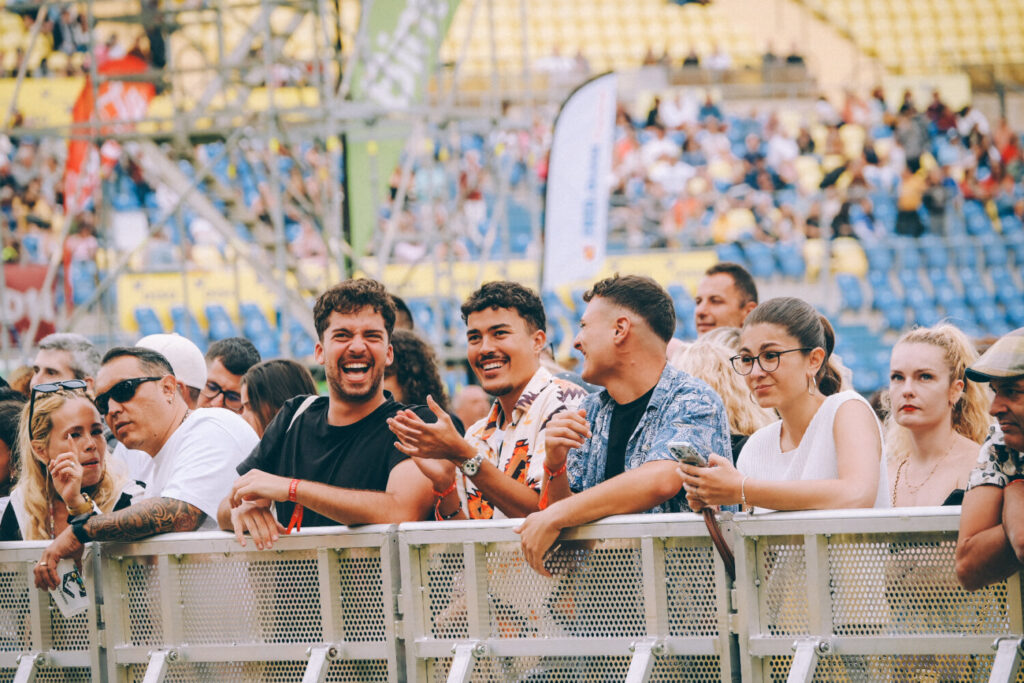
[136,334,208,409]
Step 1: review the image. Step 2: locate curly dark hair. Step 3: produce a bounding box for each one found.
[460,281,546,333]
[314,278,397,341]
[584,273,676,342]
[385,330,450,410]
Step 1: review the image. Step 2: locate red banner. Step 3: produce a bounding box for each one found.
[2,265,57,343]
[64,55,155,217]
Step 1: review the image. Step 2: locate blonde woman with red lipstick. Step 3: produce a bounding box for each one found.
[886,324,991,507]
[0,389,140,541]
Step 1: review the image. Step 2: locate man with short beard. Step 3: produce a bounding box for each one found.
[217,279,440,549]
[388,281,588,520]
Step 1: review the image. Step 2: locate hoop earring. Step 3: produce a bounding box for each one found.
[807,375,817,395]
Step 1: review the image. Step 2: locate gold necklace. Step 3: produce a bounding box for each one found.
[891,439,955,506]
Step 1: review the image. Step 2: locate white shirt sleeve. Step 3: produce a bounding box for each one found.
[148,411,260,528]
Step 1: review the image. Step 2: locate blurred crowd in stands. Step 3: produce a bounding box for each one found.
[1,86,1023,282]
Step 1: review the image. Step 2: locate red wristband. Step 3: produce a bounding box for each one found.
[288,478,300,502]
[538,462,568,510]
[1008,478,1024,488]
[433,480,458,499]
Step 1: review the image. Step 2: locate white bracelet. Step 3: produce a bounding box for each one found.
[740,475,749,509]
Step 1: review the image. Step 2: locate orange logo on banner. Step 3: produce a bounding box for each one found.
[583,245,595,261]
[65,56,155,217]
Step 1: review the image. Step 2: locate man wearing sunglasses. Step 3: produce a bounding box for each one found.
[218,278,440,549]
[197,337,261,414]
[35,347,259,587]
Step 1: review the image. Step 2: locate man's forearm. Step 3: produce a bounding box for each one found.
[83,497,207,542]
[296,481,431,525]
[216,496,233,530]
[542,461,682,531]
[468,462,541,518]
[956,525,1022,590]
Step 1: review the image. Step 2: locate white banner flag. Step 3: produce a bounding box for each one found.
[542,72,617,291]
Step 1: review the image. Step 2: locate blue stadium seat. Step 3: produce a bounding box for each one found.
[896,243,922,270]
[204,304,239,341]
[287,319,315,359]
[250,332,280,360]
[923,243,949,270]
[240,303,274,339]
[880,302,907,330]
[405,298,441,345]
[867,270,889,293]
[983,238,1009,267]
[170,306,208,352]
[440,298,466,344]
[716,243,747,268]
[932,281,961,310]
[964,284,995,308]
[742,241,775,279]
[774,243,806,279]
[835,274,863,312]
[912,304,941,327]
[134,307,164,337]
[1007,236,1024,267]
[964,200,993,236]
[1007,301,1024,327]
[872,288,902,311]
[1001,215,1023,236]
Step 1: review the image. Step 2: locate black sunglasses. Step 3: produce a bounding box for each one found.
[29,379,89,435]
[95,376,164,415]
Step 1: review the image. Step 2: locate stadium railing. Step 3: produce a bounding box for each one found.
[0,509,1021,683]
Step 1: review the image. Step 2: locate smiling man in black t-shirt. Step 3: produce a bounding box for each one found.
[216,278,445,549]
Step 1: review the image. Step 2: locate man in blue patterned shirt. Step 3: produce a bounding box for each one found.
[516,274,731,575]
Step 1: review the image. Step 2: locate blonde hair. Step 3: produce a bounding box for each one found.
[883,323,992,463]
[671,339,775,436]
[15,392,123,540]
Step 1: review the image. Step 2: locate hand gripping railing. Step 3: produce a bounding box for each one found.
[397,513,737,683]
[730,507,1024,683]
[0,540,103,682]
[95,525,403,683]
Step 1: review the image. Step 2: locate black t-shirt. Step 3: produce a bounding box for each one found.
[604,387,656,481]
[236,395,434,528]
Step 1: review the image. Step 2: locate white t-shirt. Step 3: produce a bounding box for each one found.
[737,391,889,513]
[118,408,259,530]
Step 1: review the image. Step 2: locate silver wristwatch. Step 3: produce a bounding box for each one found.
[459,453,485,477]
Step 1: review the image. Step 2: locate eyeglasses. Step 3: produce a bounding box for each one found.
[29,379,89,434]
[200,381,242,412]
[730,348,812,375]
[95,376,164,415]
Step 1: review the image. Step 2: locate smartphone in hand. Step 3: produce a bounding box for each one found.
[668,441,707,468]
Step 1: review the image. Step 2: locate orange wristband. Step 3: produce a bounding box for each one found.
[286,479,303,534]
[433,481,458,499]
[538,462,568,510]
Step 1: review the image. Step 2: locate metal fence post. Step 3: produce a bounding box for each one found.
[12,652,43,683]
[989,637,1024,683]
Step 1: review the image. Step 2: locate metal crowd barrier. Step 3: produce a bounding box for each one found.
[0,509,1021,683]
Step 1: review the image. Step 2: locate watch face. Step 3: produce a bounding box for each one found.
[461,455,481,476]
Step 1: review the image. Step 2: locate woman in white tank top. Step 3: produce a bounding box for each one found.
[678,297,888,512]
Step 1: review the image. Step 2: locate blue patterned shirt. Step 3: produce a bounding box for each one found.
[566,363,732,513]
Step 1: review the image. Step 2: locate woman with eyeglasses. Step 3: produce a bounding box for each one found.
[678,297,888,512]
[0,387,141,541]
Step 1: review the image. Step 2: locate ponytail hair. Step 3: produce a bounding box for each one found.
[743,297,842,396]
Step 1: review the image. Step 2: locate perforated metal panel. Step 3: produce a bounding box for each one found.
[124,560,162,646]
[766,653,1024,682]
[757,539,810,636]
[178,555,322,644]
[126,660,389,682]
[336,547,386,641]
[876,537,1010,635]
[0,668,91,682]
[482,539,646,639]
[427,655,721,682]
[0,564,30,651]
[665,543,718,637]
[423,544,469,639]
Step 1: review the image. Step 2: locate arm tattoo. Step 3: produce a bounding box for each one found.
[83,497,207,542]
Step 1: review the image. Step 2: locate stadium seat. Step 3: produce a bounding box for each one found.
[864,244,893,273]
[1001,215,1023,236]
[836,273,863,312]
[406,299,442,345]
[715,243,747,268]
[170,306,208,352]
[774,243,806,279]
[923,243,949,270]
[983,238,1009,268]
[134,307,164,337]
[963,200,993,236]
[204,304,239,341]
[741,241,775,279]
[239,303,275,339]
[880,302,907,330]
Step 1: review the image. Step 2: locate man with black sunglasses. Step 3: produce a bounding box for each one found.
[34,347,259,588]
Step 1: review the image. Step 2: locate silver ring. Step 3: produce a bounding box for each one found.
[37,561,47,567]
